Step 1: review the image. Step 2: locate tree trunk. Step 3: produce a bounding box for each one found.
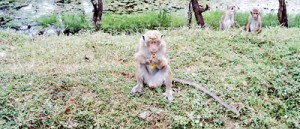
[91,0,103,31]
[187,0,192,28]
[190,0,209,28]
[278,0,288,27]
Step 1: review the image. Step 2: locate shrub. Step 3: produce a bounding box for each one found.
[36,15,57,28]
[61,13,91,34]
[36,13,91,34]
[101,10,186,34]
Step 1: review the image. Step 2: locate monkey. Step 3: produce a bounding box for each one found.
[244,8,262,34]
[219,6,236,31]
[131,30,240,116]
[131,30,174,102]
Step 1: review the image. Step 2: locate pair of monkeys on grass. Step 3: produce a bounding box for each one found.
[220,6,262,34]
[131,30,240,116]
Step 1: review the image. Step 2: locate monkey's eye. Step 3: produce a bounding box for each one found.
[150,41,157,44]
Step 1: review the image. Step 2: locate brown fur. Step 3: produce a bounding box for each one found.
[219,6,236,31]
[244,8,262,34]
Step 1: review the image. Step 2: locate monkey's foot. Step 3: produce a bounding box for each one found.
[163,92,173,102]
[131,91,142,97]
[131,85,143,97]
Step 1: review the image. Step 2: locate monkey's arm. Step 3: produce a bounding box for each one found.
[134,53,149,65]
[154,56,168,69]
[245,17,251,32]
[173,78,240,116]
[219,22,224,31]
[255,22,262,34]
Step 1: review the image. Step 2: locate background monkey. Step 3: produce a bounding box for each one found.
[244,8,262,34]
[219,6,236,31]
[131,30,240,116]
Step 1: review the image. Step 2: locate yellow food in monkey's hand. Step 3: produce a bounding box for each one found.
[149,54,156,69]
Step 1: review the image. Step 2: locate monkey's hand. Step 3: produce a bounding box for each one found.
[145,56,151,65]
[153,56,159,64]
[155,57,168,69]
[135,53,150,65]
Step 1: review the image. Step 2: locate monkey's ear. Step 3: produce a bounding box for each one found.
[161,35,164,39]
[250,11,252,14]
[142,35,145,41]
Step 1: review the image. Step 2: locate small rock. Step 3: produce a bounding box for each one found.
[150,108,163,115]
[138,111,151,119]
[0,52,6,58]
[20,25,29,30]
[43,27,57,36]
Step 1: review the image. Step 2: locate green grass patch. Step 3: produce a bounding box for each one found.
[101,10,187,34]
[288,14,300,27]
[36,13,91,34]
[36,14,58,28]
[34,11,300,34]
[203,11,300,29]
[0,27,299,128]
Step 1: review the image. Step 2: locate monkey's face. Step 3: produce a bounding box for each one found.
[251,11,259,20]
[147,40,160,54]
[142,32,162,54]
[228,6,235,13]
[230,6,235,12]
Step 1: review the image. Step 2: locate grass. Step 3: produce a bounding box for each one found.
[36,13,91,34]
[101,10,186,34]
[0,27,299,128]
[203,11,300,29]
[34,11,300,34]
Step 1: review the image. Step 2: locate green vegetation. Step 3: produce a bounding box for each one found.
[36,14,58,28]
[101,10,186,34]
[0,27,299,128]
[35,11,300,34]
[36,13,91,34]
[203,11,300,29]
[288,14,300,27]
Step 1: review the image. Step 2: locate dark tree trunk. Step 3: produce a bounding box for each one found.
[278,0,288,27]
[91,0,103,31]
[190,0,209,28]
[187,0,192,28]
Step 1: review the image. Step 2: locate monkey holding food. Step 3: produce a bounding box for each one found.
[131,30,173,101]
[131,30,239,115]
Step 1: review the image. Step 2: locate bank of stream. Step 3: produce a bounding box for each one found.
[0,0,185,36]
[0,0,299,36]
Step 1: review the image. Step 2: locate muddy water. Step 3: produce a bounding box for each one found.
[0,0,94,36]
[0,0,185,36]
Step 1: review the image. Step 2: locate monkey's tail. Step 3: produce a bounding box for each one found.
[173,78,240,116]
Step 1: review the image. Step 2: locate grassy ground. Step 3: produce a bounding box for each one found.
[0,27,299,128]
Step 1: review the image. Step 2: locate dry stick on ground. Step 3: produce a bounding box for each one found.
[191,0,209,28]
[91,0,103,31]
[173,78,240,116]
[278,0,288,27]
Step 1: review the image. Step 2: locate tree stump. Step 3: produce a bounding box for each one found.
[91,0,103,31]
[278,0,288,27]
[190,0,209,28]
